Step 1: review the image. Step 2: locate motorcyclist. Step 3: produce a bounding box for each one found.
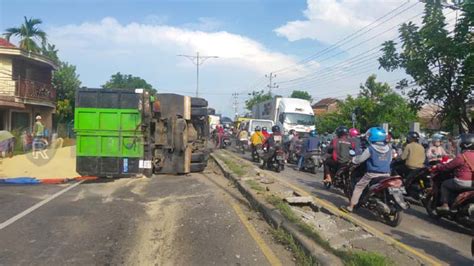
[284,129,297,152]
[250,126,265,153]
[397,131,426,181]
[261,127,270,140]
[426,134,448,162]
[298,129,320,171]
[262,125,284,169]
[341,127,392,213]
[215,125,225,148]
[349,128,362,155]
[432,133,474,212]
[237,127,249,154]
[323,126,354,183]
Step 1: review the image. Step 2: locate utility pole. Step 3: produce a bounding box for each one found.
[265,72,278,94]
[177,52,218,97]
[232,92,239,118]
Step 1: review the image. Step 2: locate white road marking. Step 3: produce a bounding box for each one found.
[0,180,85,230]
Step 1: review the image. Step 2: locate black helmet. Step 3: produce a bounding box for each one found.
[272,125,281,133]
[407,131,420,143]
[460,133,474,150]
[255,126,261,131]
[262,127,268,131]
[335,126,349,137]
[289,129,295,135]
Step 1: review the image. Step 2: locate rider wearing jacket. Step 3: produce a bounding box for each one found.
[298,129,320,170]
[396,131,426,183]
[262,125,283,168]
[323,126,354,183]
[250,126,265,153]
[349,128,362,155]
[426,134,448,162]
[342,127,392,212]
[434,133,474,212]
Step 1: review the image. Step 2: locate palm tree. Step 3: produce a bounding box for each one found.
[4,17,47,53]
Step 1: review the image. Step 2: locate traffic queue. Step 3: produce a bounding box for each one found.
[214,123,474,229]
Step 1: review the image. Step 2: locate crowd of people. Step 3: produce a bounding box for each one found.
[231,123,473,215]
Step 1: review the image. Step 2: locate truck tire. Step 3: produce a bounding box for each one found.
[191,107,208,117]
[190,162,206,172]
[191,97,208,108]
[191,151,205,163]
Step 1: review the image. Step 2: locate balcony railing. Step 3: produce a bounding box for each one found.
[16,79,56,102]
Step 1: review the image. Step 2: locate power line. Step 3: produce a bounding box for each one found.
[177,51,218,97]
[271,1,418,75]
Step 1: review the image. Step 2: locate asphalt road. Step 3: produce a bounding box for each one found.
[227,147,474,265]
[0,168,294,265]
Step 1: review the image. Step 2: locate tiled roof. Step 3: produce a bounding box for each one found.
[0,38,16,48]
[312,98,339,108]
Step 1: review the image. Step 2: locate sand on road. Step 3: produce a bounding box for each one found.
[1,146,78,179]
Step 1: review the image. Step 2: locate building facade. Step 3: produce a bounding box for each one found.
[0,38,57,133]
[312,98,340,116]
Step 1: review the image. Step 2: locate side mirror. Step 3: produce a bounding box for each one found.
[349,150,356,157]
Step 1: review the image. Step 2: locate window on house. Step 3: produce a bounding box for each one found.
[11,112,30,131]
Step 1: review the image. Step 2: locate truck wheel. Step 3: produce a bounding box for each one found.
[191,97,208,108]
[190,162,206,172]
[191,107,208,117]
[191,151,206,163]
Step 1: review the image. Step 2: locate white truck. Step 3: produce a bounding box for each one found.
[252,97,315,134]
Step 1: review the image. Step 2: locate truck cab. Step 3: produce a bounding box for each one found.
[275,98,315,134]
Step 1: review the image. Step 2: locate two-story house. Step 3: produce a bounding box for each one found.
[0,38,57,133]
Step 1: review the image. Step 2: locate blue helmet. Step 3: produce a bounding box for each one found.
[366,127,387,143]
[309,129,317,137]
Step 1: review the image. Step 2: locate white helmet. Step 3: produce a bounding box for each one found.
[35,115,42,120]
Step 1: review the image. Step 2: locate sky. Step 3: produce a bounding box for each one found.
[0,0,460,117]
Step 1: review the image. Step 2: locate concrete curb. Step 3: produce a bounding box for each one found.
[210,153,343,266]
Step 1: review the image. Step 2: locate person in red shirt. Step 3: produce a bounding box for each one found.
[433,134,474,212]
[261,127,270,139]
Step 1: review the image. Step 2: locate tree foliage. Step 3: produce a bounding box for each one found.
[378,0,473,133]
[316,75,417,137]
[41,43,59,64]
[4,17,46,53]
[102,72,156,94]
[52,62,81,121]
[290,90,313,102]
[245,90,272,110]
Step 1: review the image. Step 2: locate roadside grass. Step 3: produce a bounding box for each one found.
[215,154,247,177]
[271,228,316,266]
[245,179,265,192]
[266,195,392,266]
[215,154,392,266]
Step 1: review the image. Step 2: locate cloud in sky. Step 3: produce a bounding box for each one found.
[274,0,422,44]
[47,17,320,116]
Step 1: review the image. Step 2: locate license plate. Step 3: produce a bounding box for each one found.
[388,187,407,194]
[276,156,284,160]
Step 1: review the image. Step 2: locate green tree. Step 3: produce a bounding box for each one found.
[378,0,473,133]
[290,90,313,102]
[52,62,81,122]
[4,17,47,53]
[245,90,272,110]
[41,43,59,64]
[102,72,156,94]
[316,75,417,136]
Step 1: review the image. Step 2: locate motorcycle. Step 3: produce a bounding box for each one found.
[251,144,263,162]
[301,149,324,174]
[329,159,408,227]
[221,133,232,149]
[422,169,474,228]
[263,144,285,172]
[355,173,409,227]
[287,139,303,164]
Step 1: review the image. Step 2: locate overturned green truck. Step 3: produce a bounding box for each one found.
[74,88,210,177]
